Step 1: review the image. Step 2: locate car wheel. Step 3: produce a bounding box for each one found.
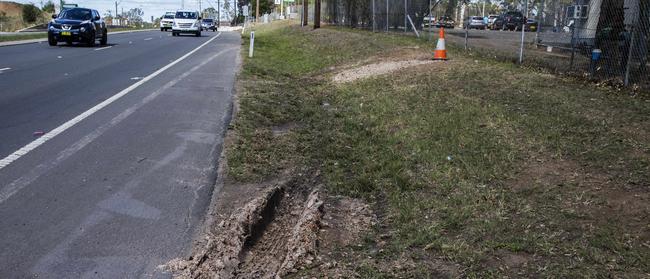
[87,31,96,47]
[172,32,177,36]
[100,29,107,45]
[47,34,57,46]
[196,31,201,37]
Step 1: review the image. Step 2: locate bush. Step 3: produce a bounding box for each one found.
[22,4,41,23]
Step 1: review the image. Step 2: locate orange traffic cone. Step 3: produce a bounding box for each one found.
[433,28,448,60]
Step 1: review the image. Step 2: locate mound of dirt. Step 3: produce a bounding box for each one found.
[332,59,437,83]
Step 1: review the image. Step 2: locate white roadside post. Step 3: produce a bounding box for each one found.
[249,31,255,58]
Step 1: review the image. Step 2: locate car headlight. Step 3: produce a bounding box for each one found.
[80,27,86,32]
[49,25,55,30]
[81,20,91,24]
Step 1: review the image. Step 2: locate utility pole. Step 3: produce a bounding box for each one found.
[218,0,221,26]
[115,1,118,25]
[256,0,259,22]
[199,0,202,15]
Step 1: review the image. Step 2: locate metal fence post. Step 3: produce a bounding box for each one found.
[404,0,408,33]
[465,24,468,50]
[372,0,376,32]
[569,24,576,70]
[518,0,528,64]
[428,0,432,41]
[624,25,636,86]
[535,0,545,47]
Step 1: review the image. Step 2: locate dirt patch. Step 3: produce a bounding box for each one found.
[332,59,441,84]
[271,122,298,137]
[163,175,332,279]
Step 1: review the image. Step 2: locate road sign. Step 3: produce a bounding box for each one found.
[242,5,249,16]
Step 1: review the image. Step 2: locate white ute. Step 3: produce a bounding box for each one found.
[160,11,175,31]
[172,10,201,37]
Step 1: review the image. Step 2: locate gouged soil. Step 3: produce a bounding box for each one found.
[163,167,376,278]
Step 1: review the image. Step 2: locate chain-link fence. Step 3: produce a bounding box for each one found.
[286,0,649,89]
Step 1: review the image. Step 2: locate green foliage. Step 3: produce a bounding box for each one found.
[42,1,55,13]
[21,4,41,23]
[251,0,275,17]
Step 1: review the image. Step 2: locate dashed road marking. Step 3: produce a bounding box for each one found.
[94,46,112,51]
[0,32,223,173]
[144,38,153,41]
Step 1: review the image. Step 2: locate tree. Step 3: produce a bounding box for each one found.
[251,0,274,16]
[0,11,7,31]
[42,0,55,13]
[203,7,217,18]
[126,7,144,25]
[223,0,233,21]
[22,4,41,23]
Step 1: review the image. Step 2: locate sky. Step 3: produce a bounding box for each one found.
[9,0,235,22]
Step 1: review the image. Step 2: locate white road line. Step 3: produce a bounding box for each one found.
[0,67,11,73]
[94,46,112,51]
[144,37,153,41]
[0,43,235,205]
[0,32,222,172]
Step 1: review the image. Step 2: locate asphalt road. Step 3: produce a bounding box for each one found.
[0,30,241,277]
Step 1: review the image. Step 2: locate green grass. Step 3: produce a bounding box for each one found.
[228,22,650,277]
[0,33,47,42]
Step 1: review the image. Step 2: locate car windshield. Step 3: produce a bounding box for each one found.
[163,15,174,19]
[175,11,198,19]
[472,17,483,20]
[59,9,92,20]
[202,19,213,23]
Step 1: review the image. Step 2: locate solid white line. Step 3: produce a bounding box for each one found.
[144,37,153,41]
[94,46,112,51]
[0,44,235,204]
[0,67,11,71]
[0,32,222,171]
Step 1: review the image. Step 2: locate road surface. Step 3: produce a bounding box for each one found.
[0,30,240,277]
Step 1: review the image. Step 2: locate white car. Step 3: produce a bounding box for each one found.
[172,10,201,37]
[160,11,175,31]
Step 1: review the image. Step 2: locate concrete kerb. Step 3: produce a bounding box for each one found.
[0,29,157,47]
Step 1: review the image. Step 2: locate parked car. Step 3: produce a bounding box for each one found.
[492,11,525,31]
[172,10,201,37]
[464,16,486,29]
[525,18,538,32]
[47,7,107,46]
[422,15,435,28]
[487,14,498,29]
[435,16,455,28]
[160,11,175,31]
[201,18,217,31]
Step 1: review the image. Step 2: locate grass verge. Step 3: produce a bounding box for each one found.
[228,21,650,277]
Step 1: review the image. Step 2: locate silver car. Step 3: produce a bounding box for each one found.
[464,16,486,30]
